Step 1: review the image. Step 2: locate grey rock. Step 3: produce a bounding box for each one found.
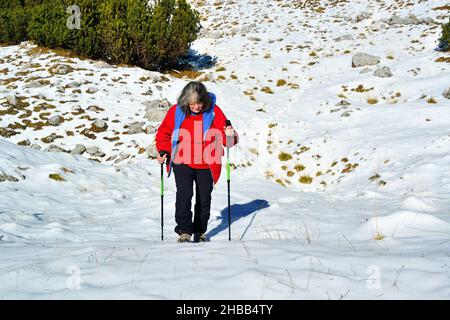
[385,14,406,25]
[359,67,373,74]
[330,108,342,113]
[92,119,108,130]
[357,33,367,39]
[384,14,425,26]
[94,61,113,68]
[46,145,67,153]
[0,171,19,182]
[41,134,58,143]
[30,144,41,150]
[70,144,86,155]
[355,11,371,22]
[87,105,101,112]
[114,152,131,164]
[86,146,105,157]
[24,80,45,89]
[86,87,98,94]
[144,123,157,134]
[146,144,159,158]
[241,23,257,35]
[334,35,354,42]
[127,122,145,135]
[352,53,380,68]
[48,115,63,126]
[143,98,171,122]
[211,31,224,39]
[370,21,385,32]
[71,105,83,112]
[336,100,351,106]
[143,99,161,110]
[201,30,223,39]
[141,88,153,96]
[420,17,434,25]
[144,109,169,122]
[402,14,420,25]
[18,139,31,146]
[66,81,81,88]
[248,36,262,42]
[373,66,393,78]
[231,27,240,35]
[5,95,17,106]
[21,63,34,70]
[443,87,450,99]
[51,64,72,75]
[107,155,117,162]
[341,111,352,117]
[56,86,65,93]
[96,151,106,158]
[198,28,208,38]
[160,98,171,108]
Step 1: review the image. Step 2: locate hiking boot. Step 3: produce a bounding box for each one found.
[177,233,191,243]
[193,232,207,243]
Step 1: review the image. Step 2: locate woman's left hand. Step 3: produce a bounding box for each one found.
[224,125,235,137]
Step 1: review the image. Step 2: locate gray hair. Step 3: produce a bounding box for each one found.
[177,81,212,114]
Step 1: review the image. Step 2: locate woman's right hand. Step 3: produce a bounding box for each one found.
[157,151,169,164]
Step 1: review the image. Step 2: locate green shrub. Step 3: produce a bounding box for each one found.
[438,17,450,51]
[27,0,69,48]
[27,0,102,58]
[0,0,201,70]
[0,1,29,45]
[67,0,103,58]
[99,0,133,64]
[145,0,201,69]
[0,0,23,9]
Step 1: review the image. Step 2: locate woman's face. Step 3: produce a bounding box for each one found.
[189,99,203,114]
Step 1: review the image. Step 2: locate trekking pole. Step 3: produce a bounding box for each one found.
[160,151,165,241]
[225,120,232,241]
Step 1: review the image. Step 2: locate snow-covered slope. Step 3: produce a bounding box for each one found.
[0,0,449,299]
[1,139,450,299]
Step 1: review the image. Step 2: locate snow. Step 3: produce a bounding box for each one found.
[0,0,450,299]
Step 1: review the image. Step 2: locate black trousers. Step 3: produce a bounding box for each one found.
[172,163,214,235]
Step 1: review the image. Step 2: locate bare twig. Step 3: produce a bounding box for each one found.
[339,289,350,300]
[305,257,313,291]
[260,273,267,299]
[104,245,116,262]
[392,265,405,289]
[342,234,357,252]
[276,269,296,294]
[350,264,357,277]
[241,241,251,259]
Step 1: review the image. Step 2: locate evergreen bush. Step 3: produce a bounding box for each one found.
[0,0,201,70]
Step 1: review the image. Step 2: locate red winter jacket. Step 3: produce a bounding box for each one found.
[155,104,239,184]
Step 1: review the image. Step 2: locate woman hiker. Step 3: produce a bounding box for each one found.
[155,81,239,243]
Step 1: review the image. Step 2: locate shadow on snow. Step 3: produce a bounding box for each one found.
[207,199,270,240]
